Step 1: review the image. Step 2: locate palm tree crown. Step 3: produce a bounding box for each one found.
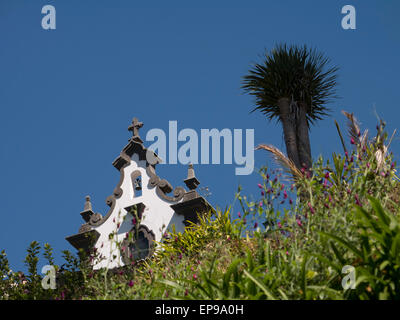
[242,44,338,125]
[242,44,338,171]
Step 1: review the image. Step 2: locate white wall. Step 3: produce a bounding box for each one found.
[92,154,185,270]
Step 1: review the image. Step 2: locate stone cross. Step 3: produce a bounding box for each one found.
[128,117,143,142]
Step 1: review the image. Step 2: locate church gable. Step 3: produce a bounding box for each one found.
[66,117,214,270]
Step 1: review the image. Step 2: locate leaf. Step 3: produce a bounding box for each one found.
[243,269,276,300]
[319,231,364,260]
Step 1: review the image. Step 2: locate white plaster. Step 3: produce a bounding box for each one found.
[91,153,185,270]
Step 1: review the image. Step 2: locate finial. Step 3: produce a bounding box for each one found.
[83,195,92,211]
[128,117,144,143]
[184,163,200,190]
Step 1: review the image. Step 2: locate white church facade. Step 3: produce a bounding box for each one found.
[66,118,213,270]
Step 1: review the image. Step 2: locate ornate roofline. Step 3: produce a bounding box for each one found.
[66,117,187,242]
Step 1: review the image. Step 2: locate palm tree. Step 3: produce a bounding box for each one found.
[242,44,338,171]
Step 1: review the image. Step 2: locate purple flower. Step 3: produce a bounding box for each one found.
[132,218,137,225]
[261,191,265,196]
[289,199,293,205]
[308,202,315,215]
[355,194,362,206]
[254,222,258,229]
[325,172,330,179]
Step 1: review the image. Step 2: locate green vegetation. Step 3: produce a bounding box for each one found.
[0,116,399,300]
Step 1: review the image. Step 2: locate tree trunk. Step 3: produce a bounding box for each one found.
[296,101,312,170]
[278,97,301,169]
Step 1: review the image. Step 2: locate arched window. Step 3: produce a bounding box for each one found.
[121,225,155,264]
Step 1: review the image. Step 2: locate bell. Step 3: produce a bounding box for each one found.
[134,177,142,191]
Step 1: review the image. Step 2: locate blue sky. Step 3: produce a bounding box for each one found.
[1,0,399,272]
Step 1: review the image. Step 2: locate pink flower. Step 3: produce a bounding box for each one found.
[296,219,302,227]
[285,251,289,256]
[238,212,241,218]
[283,190,288,199]
[257,183,263,189]
[193,274,198,280]
[281,184,285,190]
[277,222,282,229]
[132,218,137,225]
[367,162,370,168]
[259,201,263,207]
[325,172,330,179]
[355,194,362,206]
[308,202,315,215]
[289,199,293,205]
[391,162,395,170]
[350,137,355,145]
